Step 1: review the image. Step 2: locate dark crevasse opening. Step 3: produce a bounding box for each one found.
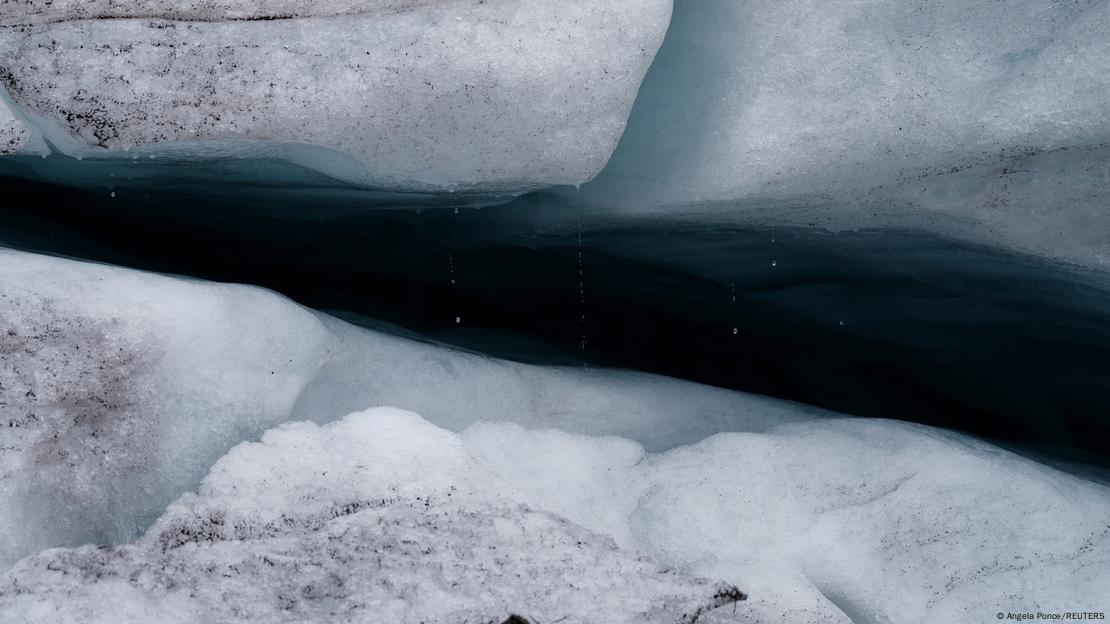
[2,165,1110,467]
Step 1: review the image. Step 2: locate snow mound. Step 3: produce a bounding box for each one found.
[0,0,671,191]
[0,408,746,624]
[0,248,817,567]
[464,420,1110,623]
[5,402,1106,624]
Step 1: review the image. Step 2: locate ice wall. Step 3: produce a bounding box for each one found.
[587,0,1110,268]
[0,0,671,191]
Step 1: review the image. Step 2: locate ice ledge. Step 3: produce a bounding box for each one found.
[0,0,672,192]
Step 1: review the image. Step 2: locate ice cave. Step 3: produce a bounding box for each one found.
[0,1,1108,623]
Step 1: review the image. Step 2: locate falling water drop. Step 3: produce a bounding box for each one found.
[771,259,778,267]
[448,206,459,325]
[575,185,587,366]
[730,283,738,337]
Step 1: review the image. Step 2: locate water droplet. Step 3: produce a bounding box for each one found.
[455,316,461,324]
[839,320,846,327]
[771,259,778,267]
[109,192,116,198]
[732,327,738,335]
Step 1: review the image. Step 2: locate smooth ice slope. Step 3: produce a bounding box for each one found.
[588,0,1110,268]
[0,0,671,191]
[0,408,746,624]
[0,247,817,567]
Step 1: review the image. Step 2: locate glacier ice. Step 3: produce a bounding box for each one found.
[586,0,1110,268]
[464,419,1110,623]
[0,247,819,567]
[0,407,746,624]
[3,401,1106,623]
[1,249,1108,623]
[0,0,671,191]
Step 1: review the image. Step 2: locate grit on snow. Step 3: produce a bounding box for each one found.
[0,408,747,624]
[0,0,671,191]
[3,0,1110,266]
[1,249,1108,624]
[0,95,25,153]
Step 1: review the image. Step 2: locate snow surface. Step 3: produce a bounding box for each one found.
[0,0,671,190]
[0,96,24,153]
[1,0,439,24]
[464,420,1110,623]
[0,408,746,624]
[586,0,1110,269]
[2,402,1106,623]
[1,250,1108,622]
[0,248,818,567]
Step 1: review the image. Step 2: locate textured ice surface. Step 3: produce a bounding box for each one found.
[0,96,24,153]
[1,251,1108,622]
[0,248,817,566]
[3,402,1105,623]
[0,408,746,624]
[587,0,1110,268]
[464,419,1110,623]
[0,0,670,190]
[1,0,439,23]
